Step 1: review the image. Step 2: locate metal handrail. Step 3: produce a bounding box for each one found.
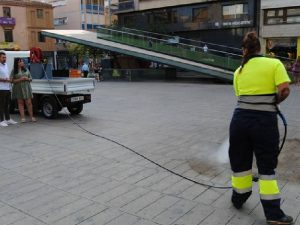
[97,26,242,58]
[121,26,242,52]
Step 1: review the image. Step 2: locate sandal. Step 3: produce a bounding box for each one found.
[21,118,26,123]
[31,117,37,122]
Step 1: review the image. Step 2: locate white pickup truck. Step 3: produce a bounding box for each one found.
[5,51,95,119]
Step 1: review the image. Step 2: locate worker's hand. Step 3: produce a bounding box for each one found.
[276,82,290,103]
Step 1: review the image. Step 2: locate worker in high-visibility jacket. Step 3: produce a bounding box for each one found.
[229,31,293,225]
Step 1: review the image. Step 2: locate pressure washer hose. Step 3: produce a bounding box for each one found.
[41,67,287,189]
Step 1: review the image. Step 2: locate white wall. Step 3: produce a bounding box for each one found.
[53,0,82,29]
[262,24,300,38]
[261,0,300,9]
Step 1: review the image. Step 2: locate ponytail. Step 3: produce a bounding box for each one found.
[239,31,261,73]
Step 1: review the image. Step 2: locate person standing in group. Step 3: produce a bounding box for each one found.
[0,51,17,127]
[229,32,293,225]
[81,62,89,78]
[10,58,36,123]
[203,44,208,53]
[291,56,300,86]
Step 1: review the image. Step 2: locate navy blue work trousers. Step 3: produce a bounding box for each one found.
[229,108,284,220]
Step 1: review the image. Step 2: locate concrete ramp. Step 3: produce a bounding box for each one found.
[42,30,234,81]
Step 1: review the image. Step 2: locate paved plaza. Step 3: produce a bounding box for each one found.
[0,81,299,225]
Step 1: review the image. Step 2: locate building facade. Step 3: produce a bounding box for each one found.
[260,0,300,59]
[43,0,105,30]
[116,0,260,48]
[0,0,55,51]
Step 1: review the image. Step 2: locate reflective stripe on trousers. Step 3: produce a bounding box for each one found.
[259,174,280,200]
[232,170,252,194]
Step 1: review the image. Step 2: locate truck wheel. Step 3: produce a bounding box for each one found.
[41,97,58,119]
[67,103,83,115]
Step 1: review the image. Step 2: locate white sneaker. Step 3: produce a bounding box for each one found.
[0,121,8,127]
[6,119,17,125]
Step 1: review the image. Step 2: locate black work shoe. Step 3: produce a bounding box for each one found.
[231,198,243,209]
[232,201,243,209]
[267,215,294,225]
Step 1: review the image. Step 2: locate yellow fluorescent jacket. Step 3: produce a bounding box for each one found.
[234,57,291,96]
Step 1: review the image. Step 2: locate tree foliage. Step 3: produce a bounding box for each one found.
[66,43,104,59]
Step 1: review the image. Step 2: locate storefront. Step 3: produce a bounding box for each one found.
[266,37,297,59]
[117,0,259,48]
[261,1,300,60]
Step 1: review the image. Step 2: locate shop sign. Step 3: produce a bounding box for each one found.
[222,20,252,27]
[0,42,20,50]
[0,17,16,26]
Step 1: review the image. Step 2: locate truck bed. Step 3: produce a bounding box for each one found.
[31,78,95,95]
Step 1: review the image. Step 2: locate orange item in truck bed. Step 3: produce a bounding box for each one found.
[69,69,81,78]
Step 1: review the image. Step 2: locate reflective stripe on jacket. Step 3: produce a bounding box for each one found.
[237,95,277,112]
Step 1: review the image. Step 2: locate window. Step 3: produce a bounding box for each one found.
[38,32,45,42]
[3,7,11,17]
[264,7,300,25]
[37,9,44,18]
[124,15,135,27]
[264,9,284,24]
[4,29,13,42]
[54,17,68,26]
[287,8,300,16]
[193,7,208,22]
[287,8,300,23]
[222,4,248,20]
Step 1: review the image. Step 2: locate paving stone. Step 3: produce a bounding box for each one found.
[107,187,149,207]
[123,168,158,184]
[135,171,170,187]
[172,204,214,225]
[80,180,121,199]
[224,214,257,225]
[193,188,223,205]
[178,184,207,201]
[163,179,193,195]
[133,219,160,225]
[149,175,182,192]
[39,198,97,223]
[30,194,80,217]
[2,182,45,201]
[93,183,133,203]
[0,211,25,225]
[197,208,235,225]
[7,186,56,206]
[76,208,122,225]
[104,213,140,225]
[137,195,181,219]
[52,202,107,225]
[121,191,162,214]
[153,199,198,225]
[9,216,47,225]
[65,176,110,195]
